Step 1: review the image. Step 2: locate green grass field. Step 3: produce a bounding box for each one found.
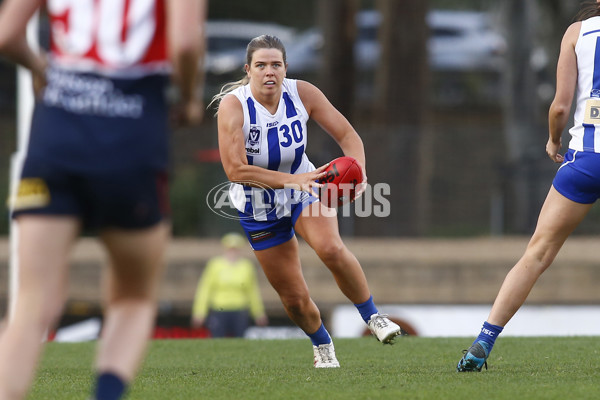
[29,336,600,400]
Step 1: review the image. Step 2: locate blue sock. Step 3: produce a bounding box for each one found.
[307,322,332,346]
[354,295,378,323]
[94,372,126,400]
[474,321,504,349]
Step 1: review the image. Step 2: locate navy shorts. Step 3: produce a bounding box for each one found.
[11,160,170,230]
[553,149,600,204]
[9,68,171,230]
[238,194,318,251]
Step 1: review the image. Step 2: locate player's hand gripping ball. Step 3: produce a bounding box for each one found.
[317,156,363,208]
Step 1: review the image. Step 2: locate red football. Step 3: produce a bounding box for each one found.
[317,156,363,208]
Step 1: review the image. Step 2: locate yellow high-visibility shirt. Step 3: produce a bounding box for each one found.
[192,256,265,320]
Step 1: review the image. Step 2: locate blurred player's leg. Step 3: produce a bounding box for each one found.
[0,216,79,399]
[93,222,169,398]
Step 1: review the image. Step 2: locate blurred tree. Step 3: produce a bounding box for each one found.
[500,0,541,233]
[535,0,580,91]
[364,0,432,235]
[375,0,429,126]
[207,0,316,29]
[498,0,579,234]
[431,0,495,9]
[318,0,358,120]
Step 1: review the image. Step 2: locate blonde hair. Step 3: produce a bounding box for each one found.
[207,34,287,113]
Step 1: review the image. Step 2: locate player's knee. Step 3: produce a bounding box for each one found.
[314,240,345,264]
[280,293,310,315]
[525,236,559,268]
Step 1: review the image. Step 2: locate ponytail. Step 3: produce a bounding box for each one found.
[207,76,249,114]
[574,1,600,22]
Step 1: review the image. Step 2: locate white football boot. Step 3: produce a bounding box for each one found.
[313,342,340,368]
[368,313,401,344]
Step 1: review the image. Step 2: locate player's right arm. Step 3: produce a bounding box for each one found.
[217,94,327,192]
[166,0,206,126]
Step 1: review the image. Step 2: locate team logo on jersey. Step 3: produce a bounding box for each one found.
[584,99,600,124]
[246,125,262,155]
[7,178,51,210]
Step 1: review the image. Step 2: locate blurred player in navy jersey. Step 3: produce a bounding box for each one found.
[0,0,206,398]
[457,0,600,372]
[211,35,401,368]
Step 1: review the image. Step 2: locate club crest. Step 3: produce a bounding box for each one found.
[246,125,262,155]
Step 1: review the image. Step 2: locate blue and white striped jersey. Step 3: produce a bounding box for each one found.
[571,16,600,153]
[228,79,316,221]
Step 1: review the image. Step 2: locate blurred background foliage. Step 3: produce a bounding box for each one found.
[0,0,594,238]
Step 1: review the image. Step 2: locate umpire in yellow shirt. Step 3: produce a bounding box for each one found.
[192,233,268,337]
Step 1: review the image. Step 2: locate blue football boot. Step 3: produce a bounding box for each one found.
[456,340,490,372]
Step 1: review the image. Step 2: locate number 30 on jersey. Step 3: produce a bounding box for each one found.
[47,0,160,66]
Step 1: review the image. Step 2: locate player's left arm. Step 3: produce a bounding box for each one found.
[166,0,207,126]
[298,80,367,196]
[297,80,366,174]
[0,0,46,95]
